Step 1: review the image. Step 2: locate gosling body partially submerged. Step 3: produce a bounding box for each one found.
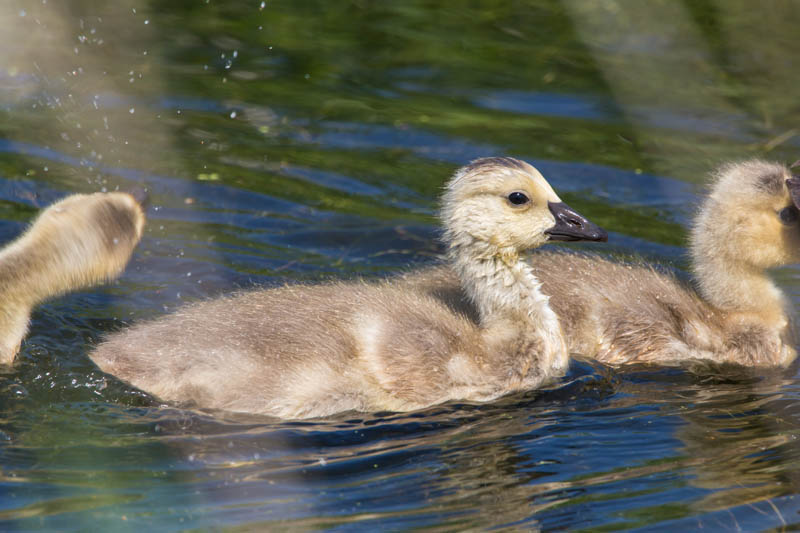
[0,192,146,364]
[406,160,799,367]
[91,158,606,418]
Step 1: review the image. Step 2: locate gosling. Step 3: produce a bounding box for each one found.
[0,191,146,364]
[90,157,607,418]
[406,160,800,367]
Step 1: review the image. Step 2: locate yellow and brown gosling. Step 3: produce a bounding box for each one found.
[90,158,606,418]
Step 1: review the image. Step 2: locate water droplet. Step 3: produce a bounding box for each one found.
[129,107,135,114]
[230,110,237,119]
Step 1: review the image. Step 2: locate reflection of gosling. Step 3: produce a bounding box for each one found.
[91,158,607,419]
[0,192,146,364]
[408,160,800,367]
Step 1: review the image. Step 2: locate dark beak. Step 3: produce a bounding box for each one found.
[545,202,608,242]
[787,176,800,209]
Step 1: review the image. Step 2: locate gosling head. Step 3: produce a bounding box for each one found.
[441,157,607,256]
[29,191,147,285]
[691,160,800,270]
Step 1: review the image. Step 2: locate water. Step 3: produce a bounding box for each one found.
[1,0,800,530]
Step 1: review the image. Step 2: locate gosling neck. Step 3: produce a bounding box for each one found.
[447,237,564,350]
[690,230,786,320]
[0,239,39,365]
[0,232,60,306]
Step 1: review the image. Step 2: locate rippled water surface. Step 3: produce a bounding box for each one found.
[2,1,800,530]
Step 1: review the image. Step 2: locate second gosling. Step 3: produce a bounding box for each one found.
[91,158,607,418]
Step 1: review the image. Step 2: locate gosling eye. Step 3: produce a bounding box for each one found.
[506,191,530,206]
[779,206,799,225]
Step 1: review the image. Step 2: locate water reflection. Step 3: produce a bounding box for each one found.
[1,0,800,529]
